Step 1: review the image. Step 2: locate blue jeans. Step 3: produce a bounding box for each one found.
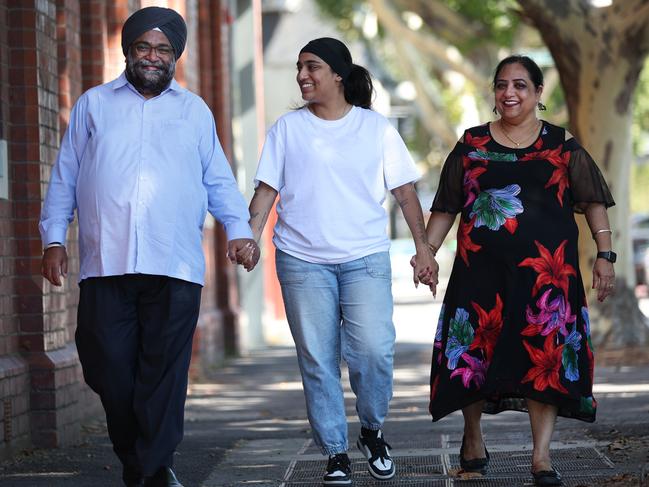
[275,250,395,455]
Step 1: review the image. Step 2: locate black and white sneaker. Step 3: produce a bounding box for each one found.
[356,428,395,480]
[323,453,352,485]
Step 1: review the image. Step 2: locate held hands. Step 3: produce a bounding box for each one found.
[410,246,439,297]
[42,246,68,286]
[592,258,615,302]
[227,238,260,272]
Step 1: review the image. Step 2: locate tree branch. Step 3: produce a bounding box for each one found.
[396,0,489,45]
[367,0,489,90]
[390,38,459,148]
[612,0,649,33]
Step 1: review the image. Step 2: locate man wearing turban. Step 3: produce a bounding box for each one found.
[39,7,259,487]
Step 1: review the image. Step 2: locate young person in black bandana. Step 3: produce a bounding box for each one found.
[245,37,436,485]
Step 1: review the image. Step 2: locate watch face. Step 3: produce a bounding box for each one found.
[598,251,616,263]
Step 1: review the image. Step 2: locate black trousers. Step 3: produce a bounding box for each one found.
[76,274,201,478]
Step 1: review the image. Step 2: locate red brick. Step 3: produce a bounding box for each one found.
[14,256,43,276]
[31,427,58,448]
[20,333,45,352]
[30,390,55,410]
[8,141,40,162]
[9,85,39,107]
[15,293,43,313]
[12,29,38,50]
[9,47,37,67]
[14,184,41,206]
[30,369,54,389]
[9,104,38,125]
[11,222,40,239]
[12,204,40,222]
[9,66,37,86]
[19,314,44,333]
[9,125,39,144]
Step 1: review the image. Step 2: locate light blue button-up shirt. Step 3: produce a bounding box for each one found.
[39,73,253,285]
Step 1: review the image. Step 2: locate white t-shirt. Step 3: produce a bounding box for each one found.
[255,106,420,264]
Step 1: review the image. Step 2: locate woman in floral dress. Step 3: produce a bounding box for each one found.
[419,56,615,486]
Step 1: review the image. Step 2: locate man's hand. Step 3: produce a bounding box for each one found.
[42,246,68,286]
[227,238,260,272]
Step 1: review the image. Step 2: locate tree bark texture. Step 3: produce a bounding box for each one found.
[518,0,649,347]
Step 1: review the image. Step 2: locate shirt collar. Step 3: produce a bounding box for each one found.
[112,71,185,96]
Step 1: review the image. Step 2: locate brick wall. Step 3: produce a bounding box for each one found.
[0,0,245,458]
[0,0,32,458]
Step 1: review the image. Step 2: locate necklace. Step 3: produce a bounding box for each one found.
[499,120,541,148]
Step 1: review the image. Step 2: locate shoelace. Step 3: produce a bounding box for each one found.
[364,435,392,461]
[328,454,350,471]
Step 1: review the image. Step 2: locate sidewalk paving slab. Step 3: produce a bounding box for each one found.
[1,343,648,486]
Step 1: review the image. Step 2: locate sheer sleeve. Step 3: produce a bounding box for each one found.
[566,140,615,213]
[430,146,465,214]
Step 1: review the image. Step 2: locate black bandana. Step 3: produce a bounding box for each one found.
[300,38,352,82]
[121,7,187,59]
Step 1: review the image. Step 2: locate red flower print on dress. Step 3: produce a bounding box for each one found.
[521,145,570,206]
[463,166,487,208]
[522,335,568,393]
[533,137,543,150]
[465,132,491,151]
[503,217,518,234]
[457,216,482,266]
[470,294,504,363]
[518,240,576,298]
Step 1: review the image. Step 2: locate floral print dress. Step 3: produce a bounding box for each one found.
[429,121,614,423]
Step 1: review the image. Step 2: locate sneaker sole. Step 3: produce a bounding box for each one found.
[356,439,396,480]
[323,479,352,486]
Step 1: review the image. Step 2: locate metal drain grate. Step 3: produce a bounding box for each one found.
[284,481,449,487]
[302,439,444,454]
[452,476,616,486]
[283,448,617,485]
[448,447,614,475]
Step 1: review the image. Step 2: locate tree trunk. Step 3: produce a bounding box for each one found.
[518,0,649,347]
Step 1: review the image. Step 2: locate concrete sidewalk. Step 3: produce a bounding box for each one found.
[1,337,648,486]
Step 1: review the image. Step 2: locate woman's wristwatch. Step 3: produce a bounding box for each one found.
[596,250,616,263]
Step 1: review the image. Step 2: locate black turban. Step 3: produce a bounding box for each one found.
[121,7,187,59]
[300,38,352,82]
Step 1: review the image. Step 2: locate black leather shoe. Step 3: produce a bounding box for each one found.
[125,479,145,487]
[459,435,490,475]
[143,467,183,487]
[123,465,144,486]
[532,468,563,486]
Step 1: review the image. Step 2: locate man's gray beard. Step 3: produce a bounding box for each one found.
[125,53,176,96]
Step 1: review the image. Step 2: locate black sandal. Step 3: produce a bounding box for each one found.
[459,436,490,475]
[532,468,563,486]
